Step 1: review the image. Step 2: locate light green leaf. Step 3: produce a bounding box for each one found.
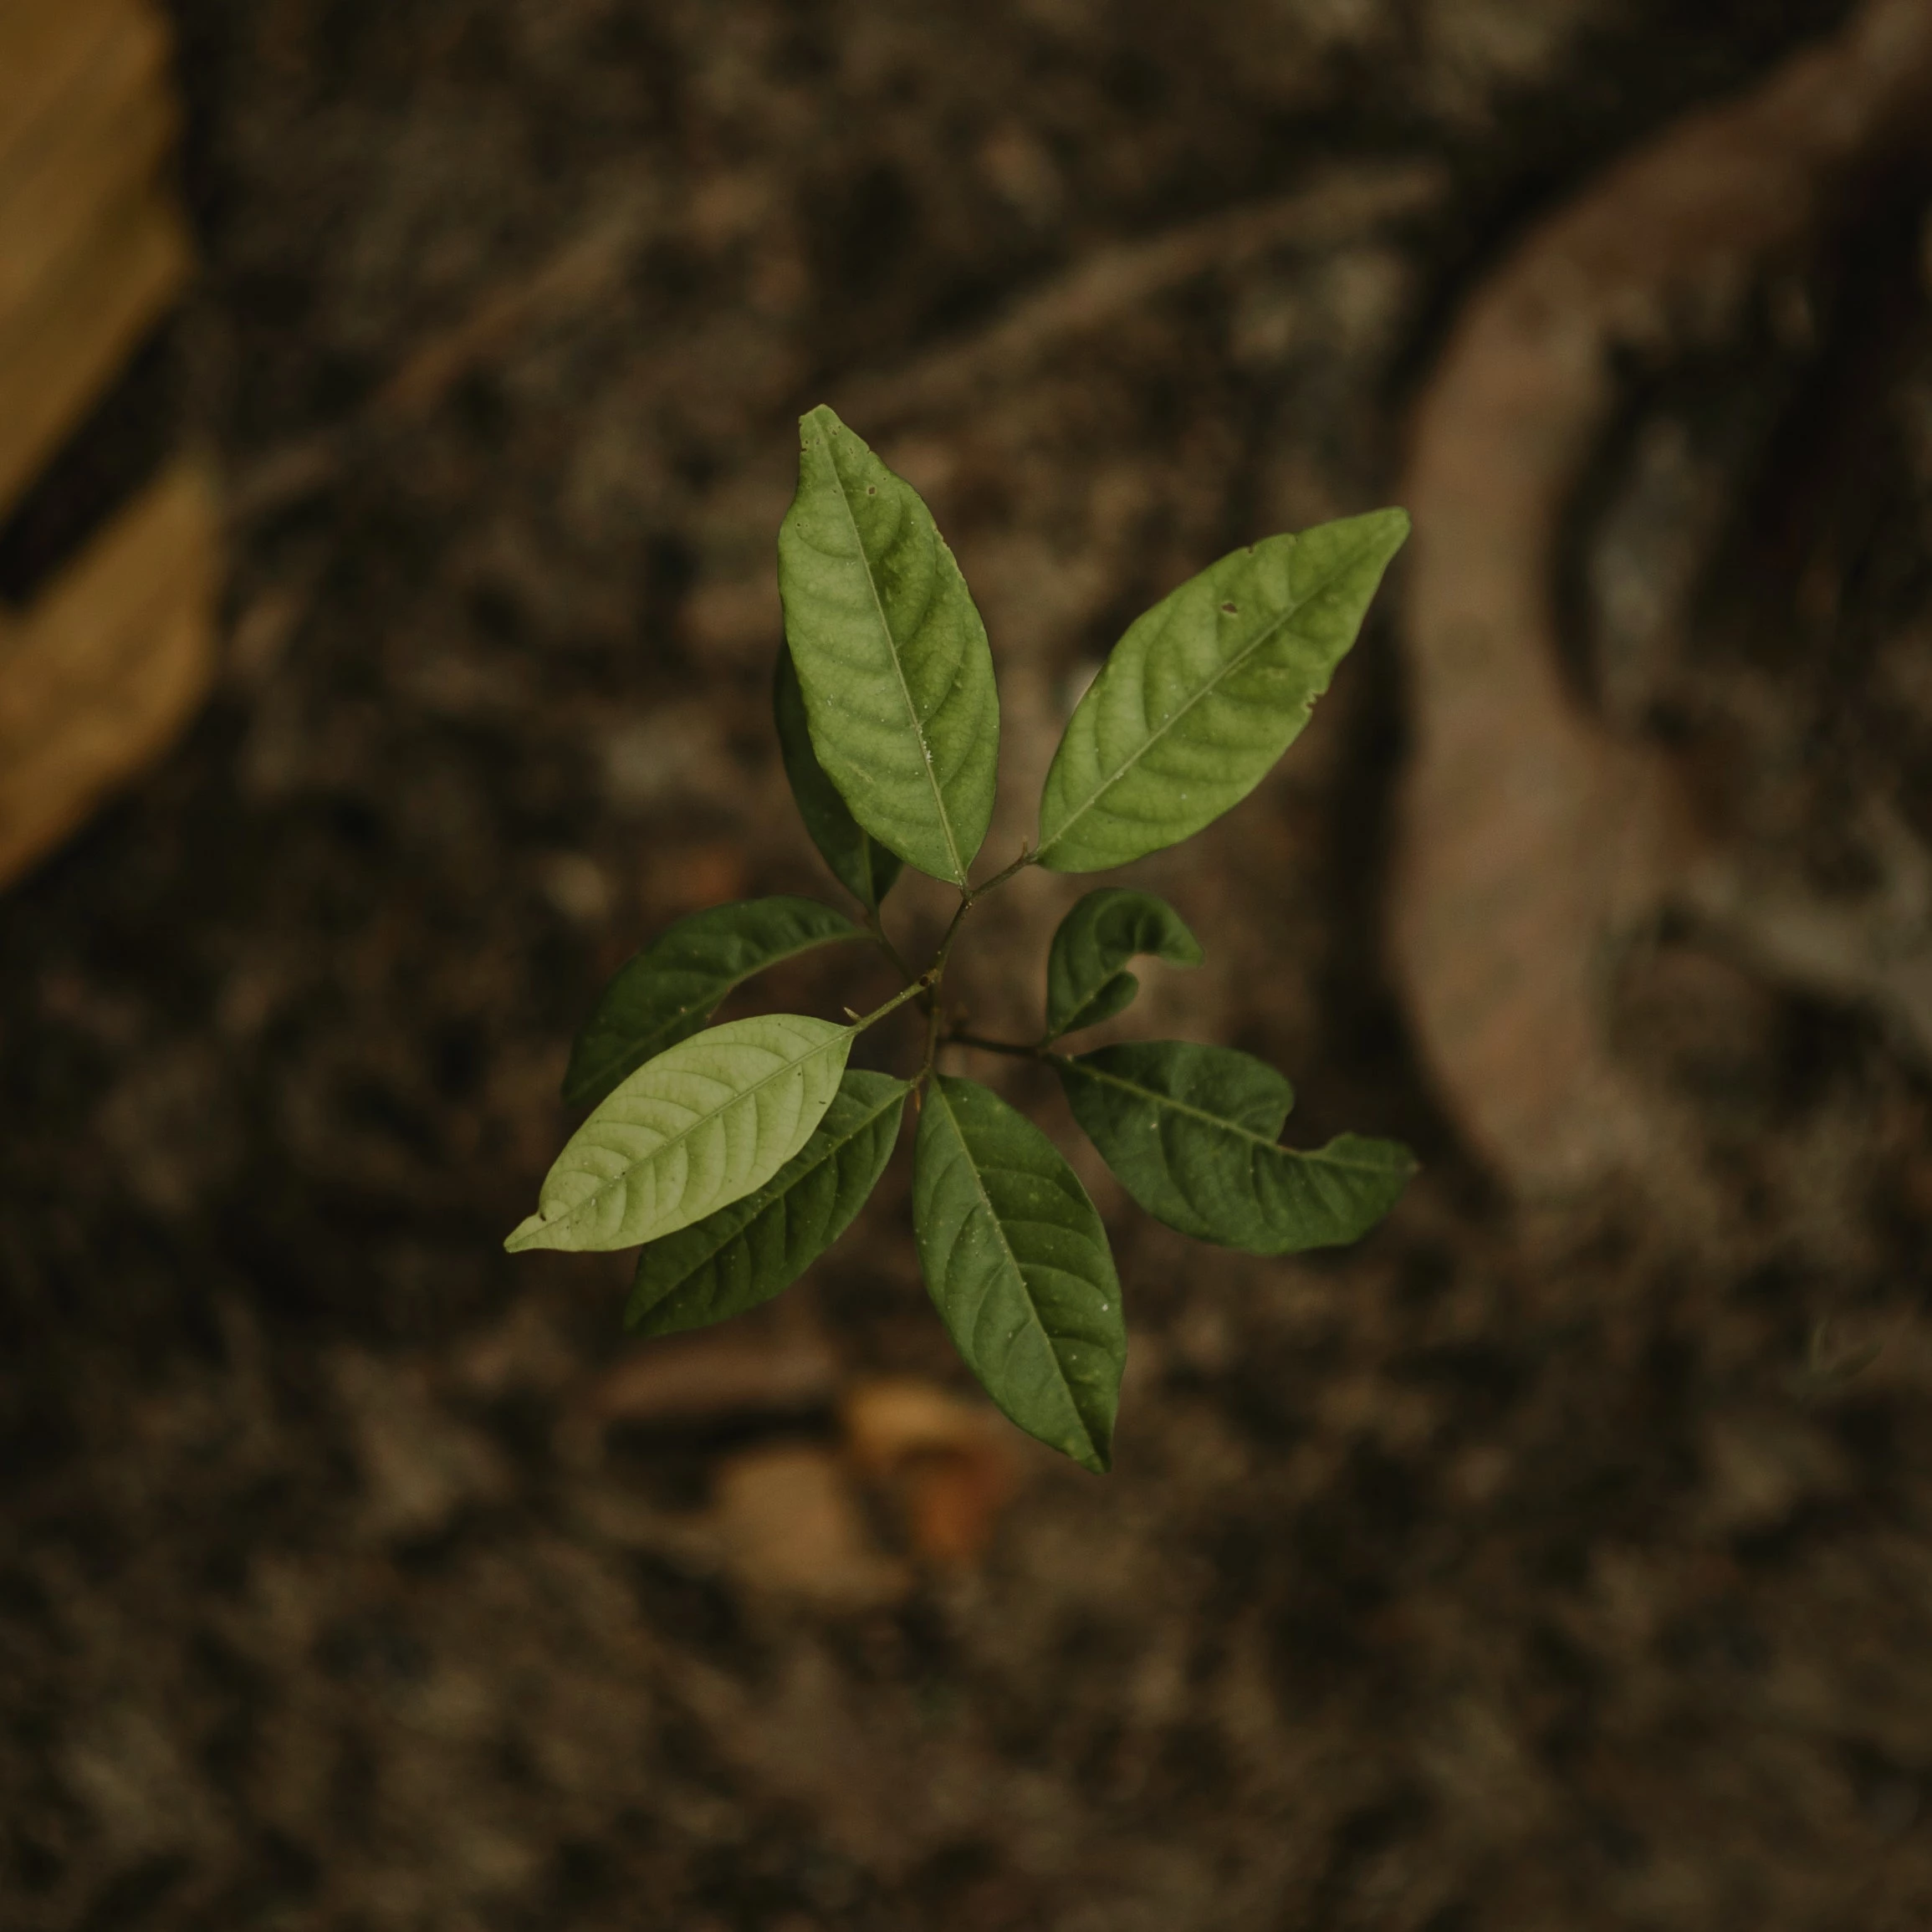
[1045,887,1204,1040]
[626,1070,911,1338]
[777,404,999,885]
[509,1014,852,1255]
[563,897,863,1110]
[773,644,904,912]
[1035,510,1409,872]
[1055,1040,1413,1253]
[913,1075,1124,1473]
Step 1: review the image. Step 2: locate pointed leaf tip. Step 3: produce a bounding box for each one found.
[512,1013,852,1255]
[913,1075,1124,1472]
[1057,1040,1411,1253]
[1035,510,1408,872]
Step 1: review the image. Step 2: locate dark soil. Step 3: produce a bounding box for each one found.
[6,3,1930,1928]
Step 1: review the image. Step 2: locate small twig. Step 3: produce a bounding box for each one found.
[922,984,945,1079]
[226,191,657,528]
[835,162,1444,428]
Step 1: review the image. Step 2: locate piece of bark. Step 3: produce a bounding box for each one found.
[1393,0,1932,1204]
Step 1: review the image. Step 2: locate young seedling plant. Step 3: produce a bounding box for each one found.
[507,406,1413,1474]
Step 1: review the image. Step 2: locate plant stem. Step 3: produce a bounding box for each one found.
[923,986,944,1077]
[932,841,1035,980]
[900,844,1040,1084]
[969,842,1038,900]
[850,973,935,1035]
[944,1030,1054,1062]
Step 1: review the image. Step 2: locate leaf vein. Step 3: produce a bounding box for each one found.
[831,460,964,882]
[1042,529,1388,856]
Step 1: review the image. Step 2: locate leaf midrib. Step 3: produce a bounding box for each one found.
[1063,1056,1398,1172]
[1039,531,1377,858]
[831,450,965,884]
[933,1085,1099,1462]
[537,1023,850,1240]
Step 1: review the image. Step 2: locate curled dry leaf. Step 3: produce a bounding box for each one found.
[0,0,215,893]
[842,1377,1023,1569]
[0,460,219,889]
[1393,0,1932,1205]
[0,0,192,513]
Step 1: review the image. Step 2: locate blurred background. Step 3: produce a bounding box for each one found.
[3,1,1931,1926]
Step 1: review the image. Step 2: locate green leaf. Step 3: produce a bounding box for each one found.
[1055,1040,1413,1253]
[777,404,999,885]
[773,644,904,912]
[1045,887,1204,1040]
[1035,510,1408,872]
[509,1014,852,1255]
[626,1070,911,1337]
[912,1075,1125,1473]
[563,897,862,1109]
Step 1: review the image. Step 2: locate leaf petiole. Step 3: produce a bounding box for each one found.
[944,1030,1051,1062]
[851,973,936,1035]
[912,843,1038,1079]
[931,841,1035,980]
[969,841,1039,900]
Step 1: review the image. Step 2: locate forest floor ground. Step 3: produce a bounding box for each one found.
[4,3,1930,1928]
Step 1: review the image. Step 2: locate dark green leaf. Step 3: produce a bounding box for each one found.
[564,896,862,1109]
[1056,1040,1413,1253]
[773,644,904,911]
[1045,887,1204,1040]
[509,1015,851,1254]
[1035,510,1408,872]
[913,1075,1124,1473]
[627,1070,911,1337]
[777,404,999,885]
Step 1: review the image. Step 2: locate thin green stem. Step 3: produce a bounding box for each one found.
[849,973,934,1035]
[932,896,973,979]
[944,1030,1055,1062]
[900,844,1040,1086]
[931,841,1035,982]
[922,988,945,1079]
[968,842,1038,901]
